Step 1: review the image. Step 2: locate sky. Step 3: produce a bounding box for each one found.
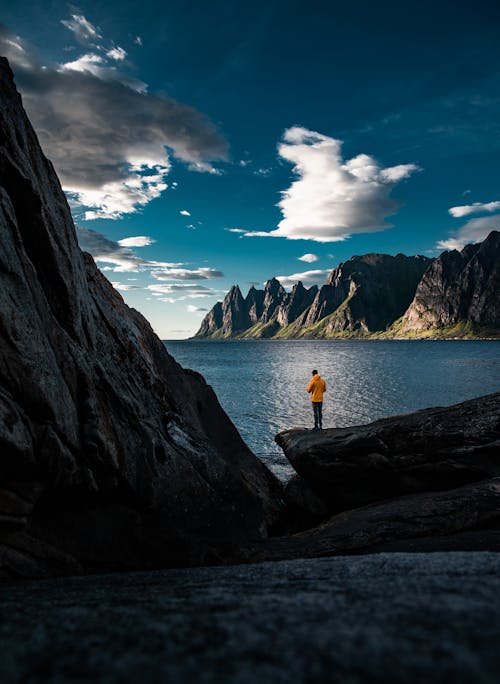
[1,0,499,338]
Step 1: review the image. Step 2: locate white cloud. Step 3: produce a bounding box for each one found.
[147,284,215,298]
[0,23,227,220]
[298,253,319,263]
[180,209,191,216]
[134,36,143,46]
[448,201,500,218]
[436,215,500,251]
[107,46,127,61]
[187,305,208,313]
[245,127,419,242]
[224,227,246,234]
[77,227,180,272]
[151,267,224,281]
[61,14,102,44]
[118,235,155,247]
[274,269,330,289]
[110,282,140,291]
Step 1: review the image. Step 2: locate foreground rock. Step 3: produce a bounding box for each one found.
[1,552,499,684]
[243,478,500,562]
[276,393,500,512]
[0,57,284,578]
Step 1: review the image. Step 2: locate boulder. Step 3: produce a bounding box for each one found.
[0,57,284,578]
[243,478,500,562]
[276,393,500,512]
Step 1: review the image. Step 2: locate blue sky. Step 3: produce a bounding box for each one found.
[1,0,499,337]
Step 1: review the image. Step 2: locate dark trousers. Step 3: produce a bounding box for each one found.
[312,401,323,428]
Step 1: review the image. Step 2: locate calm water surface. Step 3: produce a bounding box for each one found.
[166,340,500,480]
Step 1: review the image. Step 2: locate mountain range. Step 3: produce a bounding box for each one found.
[195,232,500,339]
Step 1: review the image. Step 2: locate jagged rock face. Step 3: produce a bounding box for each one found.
[276,282,319,327]
[195,301,223,336]
[219,285,250,335]
[245,286,265,324]
[260,278,287,323]
[300,282,349,327]
[0,58,284,578]
[320,253,432,333]
[196,253,432,338]
[275,393,500,513]
[398,231,500,333]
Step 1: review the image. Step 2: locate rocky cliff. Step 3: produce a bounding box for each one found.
[395,231,500,336]
[196,253,432,339]
[0,57,284,578]
[196,235,500,339]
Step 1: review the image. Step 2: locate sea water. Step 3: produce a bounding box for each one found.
[166,340,500,480]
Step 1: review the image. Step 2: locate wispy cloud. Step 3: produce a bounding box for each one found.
[224,227,246,234]
[151,267,224,281]
[0,19,227,220]
[77,227,178,272]
[106,46,127,61]
[245,127,419,242]
[110,282,140,291]
[448,201,500,218]
[187,305,208,313]
[179,209,191,216]
[60,14,102,44]
[298,253,319,263]
[436,215,500,251]
[118,236,155,247]
[274,269,329,289]
[147,284,217,299]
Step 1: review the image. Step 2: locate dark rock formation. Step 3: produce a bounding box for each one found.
[275,281,319,327]
[243,478,500,562]
[397,231,500,335]
[245,285,265,324]
[0,57,284,578]
[194,301,223,337]
[313,252,431,334]
[276,393,500,512]
[195,252,432,338]
[260,278,287,323]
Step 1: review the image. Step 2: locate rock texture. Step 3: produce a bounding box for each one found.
[2,553,500,684]
[245,478,500,562]
[196,253,432,338]
[276,393,500,511]
[396,231,500,335]
[0,57,285,578]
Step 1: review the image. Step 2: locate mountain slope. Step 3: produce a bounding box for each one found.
[394,231,500,336]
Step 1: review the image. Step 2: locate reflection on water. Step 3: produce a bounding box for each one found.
[166,340,500,480]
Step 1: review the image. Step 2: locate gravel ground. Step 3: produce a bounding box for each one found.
[1,552,499,684]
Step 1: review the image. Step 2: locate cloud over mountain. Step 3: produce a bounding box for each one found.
[246,127,419,242]
[274,269,330,289]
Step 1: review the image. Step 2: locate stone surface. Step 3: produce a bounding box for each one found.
[0,57,284,578]
[243,478,500,562]
[276,392,500,511]
[398,231,500,335]
[1,552,499,683]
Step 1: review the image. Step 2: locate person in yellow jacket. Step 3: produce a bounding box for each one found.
[307,369,326,430]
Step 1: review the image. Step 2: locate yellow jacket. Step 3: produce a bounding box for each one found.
[307,374,326,402]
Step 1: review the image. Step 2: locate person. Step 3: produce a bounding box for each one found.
[307,369,326,430]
